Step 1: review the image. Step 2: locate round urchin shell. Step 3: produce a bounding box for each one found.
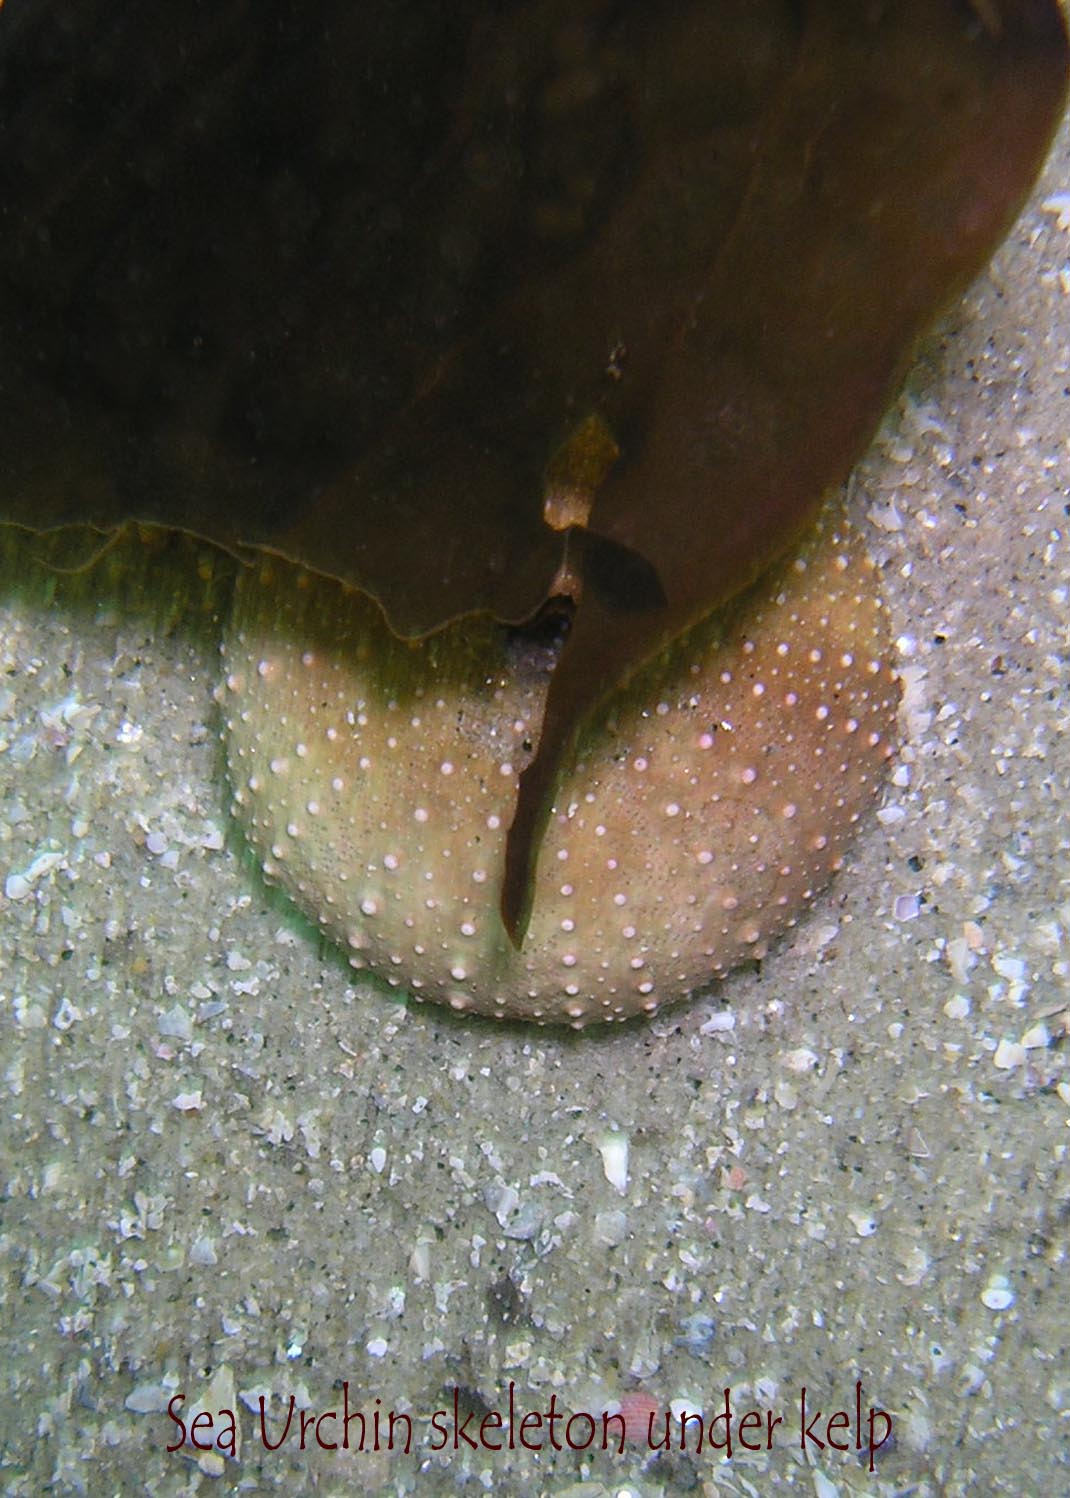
[221,508,897,1026]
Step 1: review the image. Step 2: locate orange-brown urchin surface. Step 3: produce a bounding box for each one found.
[221,506,897,1026]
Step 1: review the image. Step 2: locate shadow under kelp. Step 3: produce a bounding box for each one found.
[0,523,235,647]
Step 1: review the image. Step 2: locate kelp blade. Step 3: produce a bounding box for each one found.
[0,0,1065,942]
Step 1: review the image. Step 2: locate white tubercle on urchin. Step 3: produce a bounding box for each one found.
[220,505,897,1026]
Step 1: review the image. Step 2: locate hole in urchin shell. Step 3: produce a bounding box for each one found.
[503,592,575,676]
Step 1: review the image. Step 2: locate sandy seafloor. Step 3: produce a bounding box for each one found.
[2,114,1070,1498]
